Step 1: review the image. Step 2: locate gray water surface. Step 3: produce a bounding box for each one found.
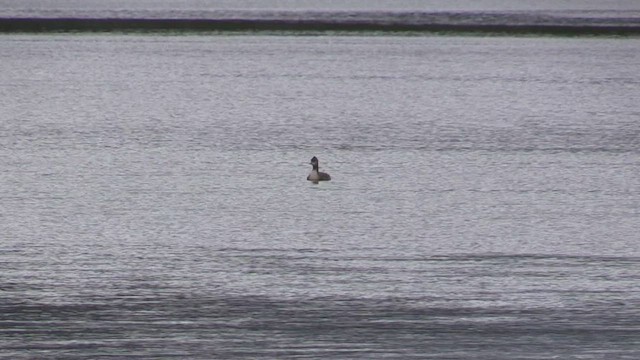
[1,34,639,358]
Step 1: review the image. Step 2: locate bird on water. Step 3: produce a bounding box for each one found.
[307,156,331,183]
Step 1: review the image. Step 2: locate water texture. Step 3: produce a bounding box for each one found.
[1,33,639,358]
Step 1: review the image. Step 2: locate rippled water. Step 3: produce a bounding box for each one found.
[4,0,640,14]
[1,34,639,358]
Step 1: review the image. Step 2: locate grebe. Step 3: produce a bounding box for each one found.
[307,156,331,183]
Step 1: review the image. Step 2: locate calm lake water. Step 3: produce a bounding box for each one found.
[1,34,639,358]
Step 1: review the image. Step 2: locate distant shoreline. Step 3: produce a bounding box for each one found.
[1,18,640,36]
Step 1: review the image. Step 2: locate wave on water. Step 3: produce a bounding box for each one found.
[1,10,640,35]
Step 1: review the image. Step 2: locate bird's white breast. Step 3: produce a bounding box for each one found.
[308,170,320,181]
